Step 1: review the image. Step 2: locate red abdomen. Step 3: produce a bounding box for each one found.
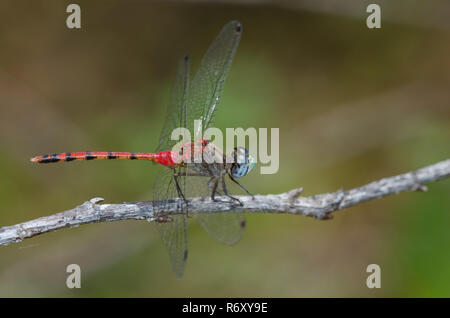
[30,151,178,168]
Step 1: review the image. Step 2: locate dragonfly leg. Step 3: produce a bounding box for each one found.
[228,173,254,199]
[221,176,243,206]
[208,176,224,197]
[210,177,220,201]
[173,168,191,218]
[172,168,189,215]
[210,176,233,204]
[211,177,231,202]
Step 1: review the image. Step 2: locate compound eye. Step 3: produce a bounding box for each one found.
[231,163,249,178]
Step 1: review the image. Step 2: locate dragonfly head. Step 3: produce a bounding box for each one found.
[230,147,255,178]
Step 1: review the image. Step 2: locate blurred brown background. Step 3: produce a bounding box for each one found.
[0,0,449,297]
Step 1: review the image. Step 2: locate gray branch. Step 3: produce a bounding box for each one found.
[1,159,449,246]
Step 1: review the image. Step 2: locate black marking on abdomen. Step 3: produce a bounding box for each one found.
[107,152,116,159]
[50,153,59,163]
[130,152,137,159]
[40,154,49,163]
[41,154,59,163]
[85,152,96,160]
[65,152,75,162]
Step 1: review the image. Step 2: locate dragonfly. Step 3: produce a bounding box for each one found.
[30,20,255,278]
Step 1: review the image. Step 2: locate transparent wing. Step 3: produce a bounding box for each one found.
[195,212,245,246]
[153,22,244,276]
[187,20,242,138]
[188,18,247,246]
[156,55,190,153]
[153,55,190,278]
[186,174,246,246]
[153,168,188,278]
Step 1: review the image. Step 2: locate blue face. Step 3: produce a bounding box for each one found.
[231,147,255,178]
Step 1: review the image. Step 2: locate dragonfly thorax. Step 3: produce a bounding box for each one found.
[175,142,254,179]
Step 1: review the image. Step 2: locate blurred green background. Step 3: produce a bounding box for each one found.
[0,0,449,297]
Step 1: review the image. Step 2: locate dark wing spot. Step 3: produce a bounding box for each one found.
[183,249,188,261]
[240,219,246,229]
[235,23,242,34]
